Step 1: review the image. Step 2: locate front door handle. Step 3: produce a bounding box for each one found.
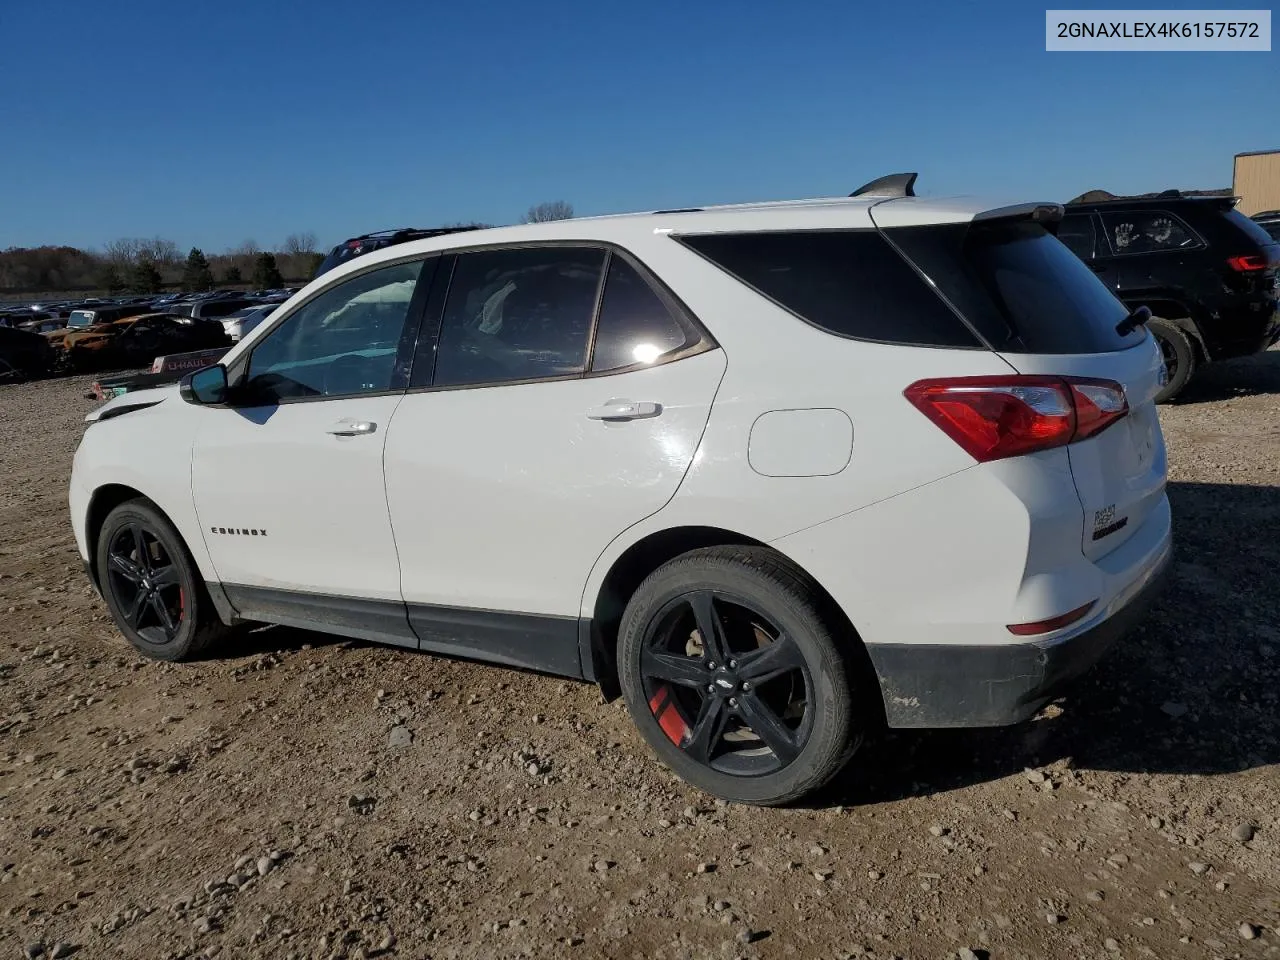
[327,420,377,436]
[585,400,661,421]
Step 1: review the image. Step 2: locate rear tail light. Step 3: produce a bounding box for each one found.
[1226,254,1269,272]
[904,376,1129,463]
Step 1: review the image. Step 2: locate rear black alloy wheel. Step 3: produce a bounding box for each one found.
[639,591,813,776]
[1147,317,1197,403]
[619,546,862,806]
[96,499,230,661]
[105,522,185,646]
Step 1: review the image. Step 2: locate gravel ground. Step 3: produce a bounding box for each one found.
[1,358,1278,960]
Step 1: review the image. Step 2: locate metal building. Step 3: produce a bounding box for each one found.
[1233,150,1280,215]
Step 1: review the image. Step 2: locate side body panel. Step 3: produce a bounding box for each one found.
[70,390,215,580]
[384,342,728,619]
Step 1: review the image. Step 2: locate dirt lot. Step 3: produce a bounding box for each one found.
[2,360,1278,960]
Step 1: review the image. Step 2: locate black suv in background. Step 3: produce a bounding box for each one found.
[1060,192,1280,401]
[314,226,482,279]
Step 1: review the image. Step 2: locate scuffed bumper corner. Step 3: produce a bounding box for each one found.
[866,545,1173,729]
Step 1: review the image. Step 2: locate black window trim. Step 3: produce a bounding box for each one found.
[1096,207,1206,258]
[671,226,989,352]
[225,252,439,407]
[403,239,719,395]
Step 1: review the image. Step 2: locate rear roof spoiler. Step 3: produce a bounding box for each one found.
[973,202,1064,224]
[850,172,917,198]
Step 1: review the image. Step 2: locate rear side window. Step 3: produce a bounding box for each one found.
[1100,209,1200,255]
[589,256,694,371]
[1057,214,1097,259]
[677,230,980,348]
[888,221,1139,354]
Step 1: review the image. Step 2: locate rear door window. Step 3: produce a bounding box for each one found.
[677,230,980,348]
[887,220,1141,355]
[1100,209,1201,255]
[431,246,605,388]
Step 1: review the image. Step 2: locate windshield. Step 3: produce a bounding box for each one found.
[67,311,94,329]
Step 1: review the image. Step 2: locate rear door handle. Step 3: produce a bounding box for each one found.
[585,400,661,421]
[327,420,377,436]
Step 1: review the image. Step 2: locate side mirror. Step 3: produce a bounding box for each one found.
[180,364,228,405]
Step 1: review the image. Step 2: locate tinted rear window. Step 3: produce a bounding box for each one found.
[887,221,1141,354]
[677,230,979,348]
[1227,209,1280,248]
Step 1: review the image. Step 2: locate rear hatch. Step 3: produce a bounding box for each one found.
[876,205,1167,561]
[1219,207,1280,306]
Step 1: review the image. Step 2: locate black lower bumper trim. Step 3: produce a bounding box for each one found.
[865,552,1172,729]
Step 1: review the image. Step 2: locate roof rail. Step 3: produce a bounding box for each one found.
[850,172,917,199]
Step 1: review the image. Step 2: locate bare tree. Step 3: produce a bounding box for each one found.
[131,236,180,267]
[282,231,319,256]
[522,201,574,223]
[229,239,260,258]
[102,237,142,265]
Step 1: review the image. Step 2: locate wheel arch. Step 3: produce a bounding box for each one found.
[1125,297,1208,361]
[84,483,151,590]
[84,483,238,627]
[582,525,884,726]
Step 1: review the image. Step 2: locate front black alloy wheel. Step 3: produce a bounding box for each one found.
[96,499,230,661]
[105,522,185,646]
[619,546,863,806]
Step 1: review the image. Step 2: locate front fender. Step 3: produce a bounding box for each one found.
[72,395,215,582]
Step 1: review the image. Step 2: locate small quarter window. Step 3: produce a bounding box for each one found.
[590,256,693,372]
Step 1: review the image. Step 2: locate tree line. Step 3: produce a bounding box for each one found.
[0,233,322,296]
[0,200,575,297]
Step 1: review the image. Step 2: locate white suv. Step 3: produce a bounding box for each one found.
[69,176,1172,805]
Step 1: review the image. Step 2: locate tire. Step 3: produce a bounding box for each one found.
[617,546,863,806]
[1148,317,1197,403]
[95,499,230,661]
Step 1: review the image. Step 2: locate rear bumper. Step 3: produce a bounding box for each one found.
[865,534,1172,728]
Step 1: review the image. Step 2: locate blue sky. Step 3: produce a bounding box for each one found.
[1,0,1274,252]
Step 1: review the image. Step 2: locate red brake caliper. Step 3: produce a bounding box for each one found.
[648,685,693,746]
